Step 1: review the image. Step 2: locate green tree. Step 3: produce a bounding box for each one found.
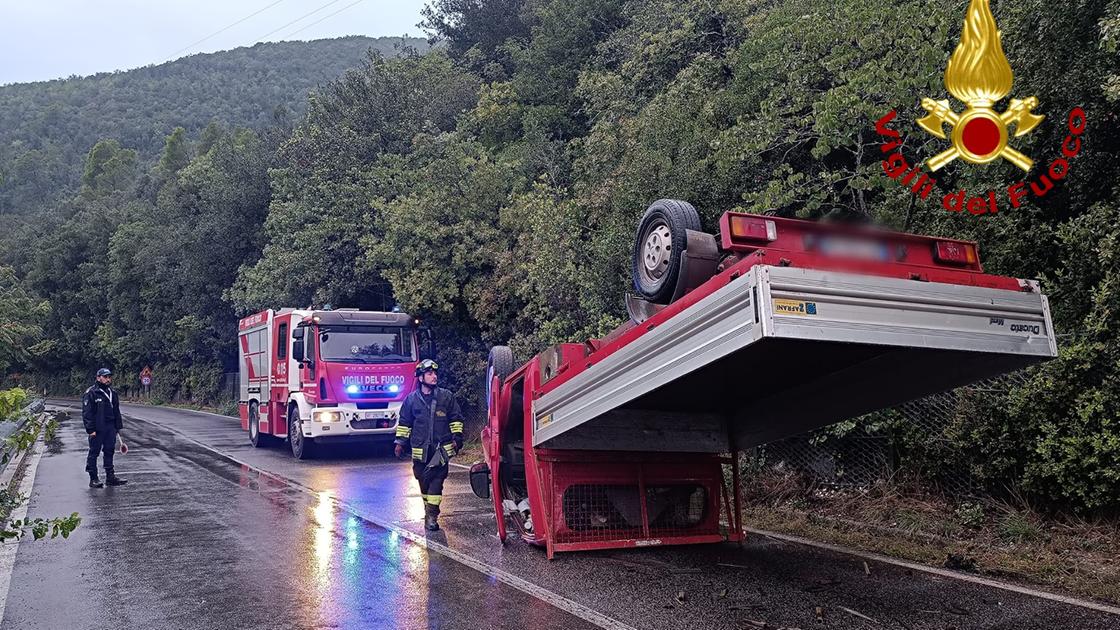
[230,51,479,312]
[80,140,137,197]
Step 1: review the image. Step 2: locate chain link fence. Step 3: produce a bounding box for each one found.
[748,370,1032,498]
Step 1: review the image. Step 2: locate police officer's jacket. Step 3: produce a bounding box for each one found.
[82,384,123,433]
[395,387,464,462]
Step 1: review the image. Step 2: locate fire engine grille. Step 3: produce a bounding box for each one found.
[558,483,708,544]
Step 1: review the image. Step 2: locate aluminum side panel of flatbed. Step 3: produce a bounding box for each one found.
[758,266,1056,358]
[532,265,1056,451]
[532,270,763,447]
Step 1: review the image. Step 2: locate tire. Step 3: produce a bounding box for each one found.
[631,199,702,304]
[289,406,315,460]
[486,346,515,416]
[248,402,269,448]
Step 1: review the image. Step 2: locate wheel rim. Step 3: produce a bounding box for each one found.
[290,414,302,453]
[640,221,673,285]
[250,417,257,440]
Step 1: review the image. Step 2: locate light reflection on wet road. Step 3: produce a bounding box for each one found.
[1,404,595,630]
[4,402,1119,630]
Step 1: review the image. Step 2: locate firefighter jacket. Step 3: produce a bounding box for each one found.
[395,387,464,462]
[82,384,123,433]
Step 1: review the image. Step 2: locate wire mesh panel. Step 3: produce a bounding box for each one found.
[560,484,643,543]
[646,485,708,534]
[750,370,1033,498]
[545,454,725,549]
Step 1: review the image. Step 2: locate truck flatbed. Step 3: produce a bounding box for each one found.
[533,264,1055,452]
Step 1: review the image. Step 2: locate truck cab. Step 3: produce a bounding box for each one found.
[238,308,435,459]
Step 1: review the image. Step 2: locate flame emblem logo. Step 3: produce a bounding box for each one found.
[919,0,1043,171]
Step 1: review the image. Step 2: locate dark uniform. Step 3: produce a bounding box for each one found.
[395,386,464,526]
[82,382,123,482]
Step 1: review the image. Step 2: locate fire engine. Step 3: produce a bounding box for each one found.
[237,308,435,459]
[470,199,1057,557]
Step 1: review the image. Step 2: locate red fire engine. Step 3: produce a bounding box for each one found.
[470,199,1057,557]
[237,308,434,459]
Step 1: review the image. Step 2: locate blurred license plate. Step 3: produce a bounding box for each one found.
[363,412,382,419]
[818,236,889,261]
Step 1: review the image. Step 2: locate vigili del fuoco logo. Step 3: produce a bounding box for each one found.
[874,0,1087,216]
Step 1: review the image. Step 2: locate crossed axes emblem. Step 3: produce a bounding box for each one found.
[918,97,1044,171]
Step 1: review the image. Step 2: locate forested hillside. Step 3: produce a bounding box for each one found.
[4,0,1118,511]
[0,35,426,219]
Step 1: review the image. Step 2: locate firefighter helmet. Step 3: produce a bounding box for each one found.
[96,368,112,377]
[415,359,439,378]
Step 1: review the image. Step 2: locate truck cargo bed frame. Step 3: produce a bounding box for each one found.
[533,264,1056,453]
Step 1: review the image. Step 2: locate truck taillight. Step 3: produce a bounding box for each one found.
[933,240,978,266]
[728,216,777,243]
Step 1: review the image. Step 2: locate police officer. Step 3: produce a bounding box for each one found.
[394,359,464,531]
[82,368,127,488]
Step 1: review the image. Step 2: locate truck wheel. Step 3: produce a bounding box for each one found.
[289,406,315,460]
[248,402,269,448]
[486,346,515,415]
[632,199,702,304]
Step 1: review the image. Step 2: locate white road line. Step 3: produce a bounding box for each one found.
[748,528,1120,617]
[0,432,47,624]
[128,415,636,630]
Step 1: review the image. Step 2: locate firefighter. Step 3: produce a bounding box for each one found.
[82,368,127,488]
[394,359,464,531]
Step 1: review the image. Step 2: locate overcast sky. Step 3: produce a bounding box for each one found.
[0,0,429,86]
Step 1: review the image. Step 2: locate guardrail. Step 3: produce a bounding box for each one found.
[0,399,45,467]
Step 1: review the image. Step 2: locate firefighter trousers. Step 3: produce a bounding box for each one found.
[412,461,449,514]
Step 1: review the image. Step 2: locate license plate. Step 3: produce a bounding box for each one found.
[363,412,382,420]
[817,235,890,261]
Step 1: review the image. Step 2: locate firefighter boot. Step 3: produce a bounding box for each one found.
[424,502,440,531]
[106,475,128,486]
[89,475,103,488]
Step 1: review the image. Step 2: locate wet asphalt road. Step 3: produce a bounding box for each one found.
[3,402,1118,630]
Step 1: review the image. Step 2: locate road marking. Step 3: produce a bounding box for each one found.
[0,430,47,624]
[126,415,636,630]
[748,528,1120,617]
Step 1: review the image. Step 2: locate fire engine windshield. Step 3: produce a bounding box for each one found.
[318,325,415,364]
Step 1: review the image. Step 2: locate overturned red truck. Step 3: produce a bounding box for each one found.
[238,308,435,459]
[470,199,1057,557]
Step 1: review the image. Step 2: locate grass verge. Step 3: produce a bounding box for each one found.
[744,473,1120,604]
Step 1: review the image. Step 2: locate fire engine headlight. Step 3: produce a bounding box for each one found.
[346,384,359,394]
[315,410,341,423]
[388,384,400,393]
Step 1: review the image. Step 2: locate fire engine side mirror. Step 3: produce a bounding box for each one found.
[418,327,436,360]
[291,328,305,363]
[469,462,491,499]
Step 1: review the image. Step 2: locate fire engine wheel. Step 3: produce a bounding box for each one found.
[486,346,515,415]
[248,402,270,448]
[288,407,315,460]
[632,199,702,304]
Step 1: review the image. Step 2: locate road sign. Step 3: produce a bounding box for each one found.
[140,366,153,387]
